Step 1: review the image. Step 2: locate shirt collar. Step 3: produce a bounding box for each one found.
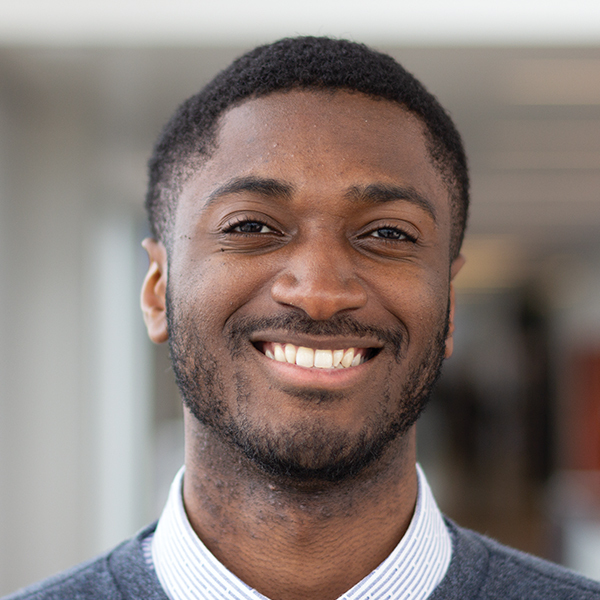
[151,464,451,600]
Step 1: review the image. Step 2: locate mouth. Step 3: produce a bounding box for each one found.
[254,342,380,369]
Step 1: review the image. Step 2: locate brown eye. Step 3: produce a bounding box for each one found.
[229,221,274,234]
[371,227,409,240]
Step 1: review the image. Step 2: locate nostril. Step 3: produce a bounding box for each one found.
[270,276,368,321]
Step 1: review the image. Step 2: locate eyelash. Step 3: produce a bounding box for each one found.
[223,216,278,235]
[366,224,417,244]
[222,217,417,246]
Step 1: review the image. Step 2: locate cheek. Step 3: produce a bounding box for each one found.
[171,252,278,326]
[371,266,450,334]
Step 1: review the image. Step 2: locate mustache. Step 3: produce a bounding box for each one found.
[225,312,407,360]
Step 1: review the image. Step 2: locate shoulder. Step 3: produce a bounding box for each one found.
[2,523,166,600]
[3,554,120,600]
[431,519,600,599]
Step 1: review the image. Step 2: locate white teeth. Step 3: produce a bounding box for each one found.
[341,349,355,368]
[296,346,315,368]
[264,343,368,369]
[273,343,286,362]
[333,349,344,367]
[314,349,333,369]
[284,343,297,364]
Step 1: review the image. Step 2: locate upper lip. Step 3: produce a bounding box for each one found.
[248,332,384,350]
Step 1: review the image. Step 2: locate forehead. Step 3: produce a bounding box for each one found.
[176,89,451,233]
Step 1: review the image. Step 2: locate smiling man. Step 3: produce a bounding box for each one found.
[6,37,600,600]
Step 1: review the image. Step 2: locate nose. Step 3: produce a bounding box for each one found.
[270,238,368,320]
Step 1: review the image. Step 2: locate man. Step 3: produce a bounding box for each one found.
[6,36,600,600]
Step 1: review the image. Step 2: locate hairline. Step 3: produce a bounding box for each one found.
[161,87,464,260]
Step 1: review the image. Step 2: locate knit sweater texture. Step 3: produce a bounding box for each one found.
[4,519,600,599]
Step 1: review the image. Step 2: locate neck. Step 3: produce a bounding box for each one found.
[182,413,418,600]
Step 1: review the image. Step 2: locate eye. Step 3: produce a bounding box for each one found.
[371,227,405,240]
[224,218,278,235]
[369,226,416,242]
[232,221,273,234]
[217,213,287,253]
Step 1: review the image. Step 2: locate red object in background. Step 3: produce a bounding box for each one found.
[567,351,600,471]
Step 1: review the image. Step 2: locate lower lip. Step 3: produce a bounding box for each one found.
[257,351,374,389]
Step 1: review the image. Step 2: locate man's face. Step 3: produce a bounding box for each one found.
[147,90,461,482]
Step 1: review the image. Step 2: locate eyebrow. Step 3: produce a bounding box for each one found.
[203,176,294,209]
[345,183,437,223]
[202,176,437,223]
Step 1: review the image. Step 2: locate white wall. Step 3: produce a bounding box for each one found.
[0,55,154,595]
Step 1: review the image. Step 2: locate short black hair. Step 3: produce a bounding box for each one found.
[146,36,469,259]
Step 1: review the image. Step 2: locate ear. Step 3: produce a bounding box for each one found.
[141,238,169,344]
[445,253,465,359]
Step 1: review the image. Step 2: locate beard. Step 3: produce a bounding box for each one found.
[167,290,449,484]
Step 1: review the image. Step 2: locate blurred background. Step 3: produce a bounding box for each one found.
[2,0,600,595]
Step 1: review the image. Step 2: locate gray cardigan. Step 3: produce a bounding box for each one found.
[5,520,600,599]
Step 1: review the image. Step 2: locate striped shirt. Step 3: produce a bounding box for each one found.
[144,464,451,600]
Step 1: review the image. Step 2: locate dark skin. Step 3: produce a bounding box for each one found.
[141,90,464,600]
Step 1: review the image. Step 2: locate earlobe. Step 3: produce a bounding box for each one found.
[445,253,465,359]
[141,238,169,344]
